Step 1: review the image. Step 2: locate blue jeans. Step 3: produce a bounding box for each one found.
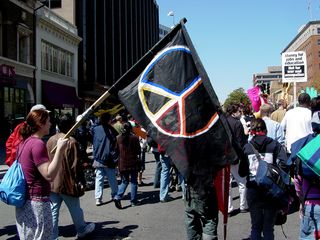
[95,167,118,200]
[247,188,277,240]
[300,204,320,239]
[184,185,218,240]
[115,170,138,203]
[159,154,171,201]
[50,192,87,240]
[153,152,161,188]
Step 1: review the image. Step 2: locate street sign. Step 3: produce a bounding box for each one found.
[282,51,307,83]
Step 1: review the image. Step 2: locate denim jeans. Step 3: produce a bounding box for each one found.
[50,192,86,240]
[184,185,218,240]
[115,170,138,203]
[153,151,161,188]
[247,188,277,240]
[95,167,118,200]
[300,204,320,239]
[159,154,171,201]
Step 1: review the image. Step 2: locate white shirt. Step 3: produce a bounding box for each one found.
[281,107,312,153]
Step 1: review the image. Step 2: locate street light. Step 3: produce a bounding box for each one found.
[167,11,175,28]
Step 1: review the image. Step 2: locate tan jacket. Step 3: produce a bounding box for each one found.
[47,133,85,197]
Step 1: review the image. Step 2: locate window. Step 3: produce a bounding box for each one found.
[17,24,32,64]
[41,41,73,77]
[66,52,72,77]
[318,28,320,34]
[59,51,66,75]
[52,48,58,73]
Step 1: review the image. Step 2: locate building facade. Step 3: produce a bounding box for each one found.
[39,0,160,110]
[282,21,320,94]
[0,0,37,139]
[253,66,285,104]
[75,0,159,108]
[35,5,81,116]
[159,24,170,39]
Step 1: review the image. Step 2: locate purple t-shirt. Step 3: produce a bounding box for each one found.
[18,136,51,200]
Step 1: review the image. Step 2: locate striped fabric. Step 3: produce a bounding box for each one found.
[298,135,320,176]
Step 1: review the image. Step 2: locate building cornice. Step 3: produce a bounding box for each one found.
[282,20,320,53]
[0,56,35,78]
[38,18,81,46]
[37,8,82,46]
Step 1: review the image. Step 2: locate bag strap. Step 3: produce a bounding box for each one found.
[16,137,31,163]
[249,142,262,161]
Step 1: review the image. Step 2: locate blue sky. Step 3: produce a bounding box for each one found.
[157,0,314,102]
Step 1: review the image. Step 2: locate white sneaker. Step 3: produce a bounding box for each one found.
[96,199,102,206]
[78,223,95,238]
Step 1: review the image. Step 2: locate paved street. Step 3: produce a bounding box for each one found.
[0,151,299,240]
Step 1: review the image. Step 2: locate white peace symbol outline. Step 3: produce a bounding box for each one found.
[138,45,219,138]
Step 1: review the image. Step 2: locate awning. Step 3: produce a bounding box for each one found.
[42,81,82,108]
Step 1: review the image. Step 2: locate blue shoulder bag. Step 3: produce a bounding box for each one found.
[0,141,28,207]
[250,143,290,207]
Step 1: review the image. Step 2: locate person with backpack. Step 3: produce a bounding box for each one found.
[5,104,49,167]
[239,118,289,240]
[15,109,68,240]
[288,96,320,239]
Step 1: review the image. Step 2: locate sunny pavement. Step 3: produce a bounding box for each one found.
[0,151,299,240]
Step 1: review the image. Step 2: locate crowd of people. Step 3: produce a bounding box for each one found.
[2,91,320,240]
[227,93,320,240]
[3,105,186,239]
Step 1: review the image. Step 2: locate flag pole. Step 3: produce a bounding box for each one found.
[51,18,188,153]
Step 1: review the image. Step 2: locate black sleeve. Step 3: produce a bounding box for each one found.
[238,144,249,177]
[275,142,289,173]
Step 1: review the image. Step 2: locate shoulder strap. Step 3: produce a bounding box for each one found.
[16,137,32,163]
[249,142,262,161]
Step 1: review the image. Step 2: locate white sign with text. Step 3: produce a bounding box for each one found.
[282,51,307,83]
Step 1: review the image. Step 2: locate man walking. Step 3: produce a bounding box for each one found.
[281,93,313,153]
[92,113,119,206]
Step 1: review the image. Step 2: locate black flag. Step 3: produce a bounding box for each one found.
[118,22,236,183]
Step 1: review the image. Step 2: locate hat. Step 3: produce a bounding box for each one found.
[30,104,50,112]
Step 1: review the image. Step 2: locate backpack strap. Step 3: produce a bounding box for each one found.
[15,138,31,163]
[249,142,262,161]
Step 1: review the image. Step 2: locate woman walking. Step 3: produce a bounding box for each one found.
[15,109,68,240]
[114,122,141,209]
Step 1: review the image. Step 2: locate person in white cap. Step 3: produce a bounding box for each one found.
[30,104,50,112]
[5,104,49,166]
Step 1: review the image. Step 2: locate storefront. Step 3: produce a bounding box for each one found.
[0,62,35,140]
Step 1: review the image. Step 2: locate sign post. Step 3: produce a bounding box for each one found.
[281,51,307,107]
